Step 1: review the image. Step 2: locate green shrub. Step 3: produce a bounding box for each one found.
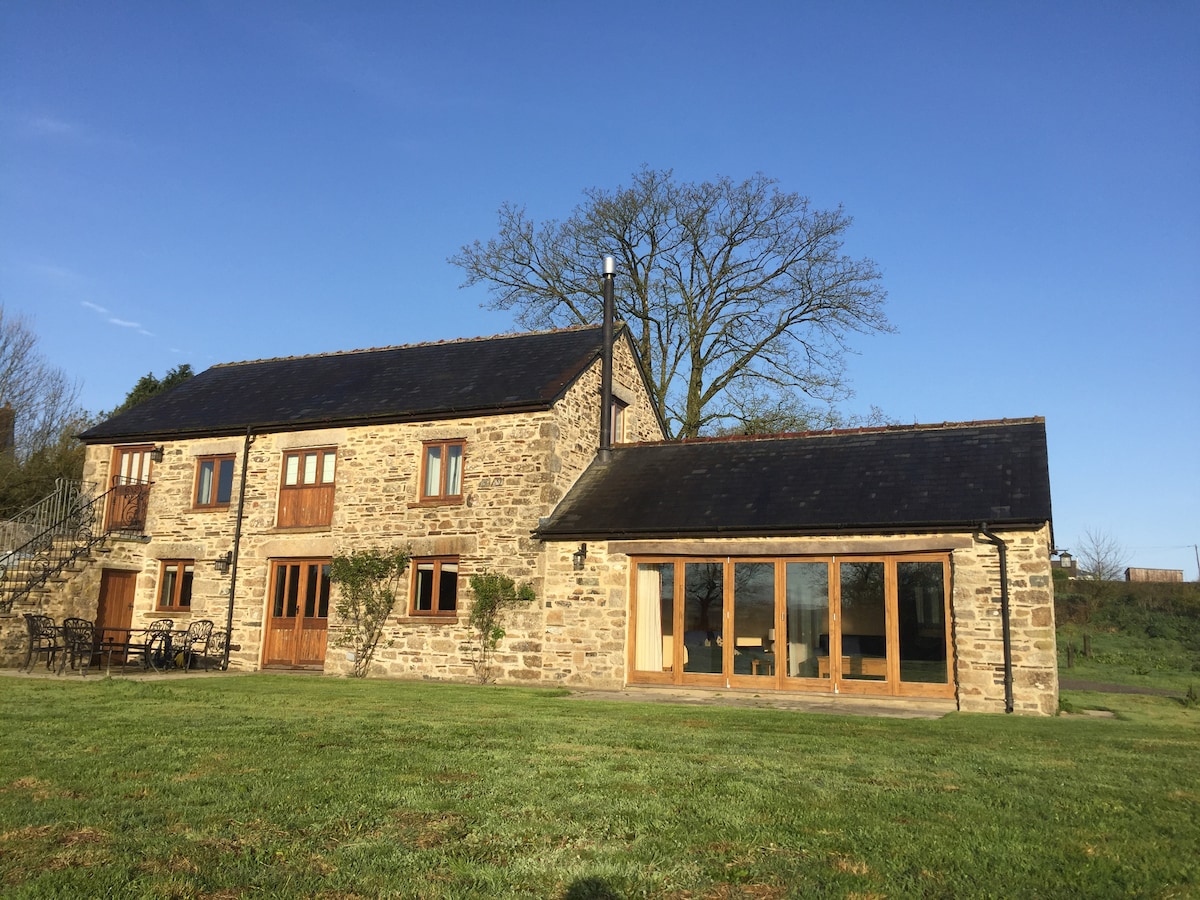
[329,546,412,677]
[466,572,535,683]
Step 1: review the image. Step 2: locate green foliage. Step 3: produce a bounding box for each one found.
[329,546,411,677]
[1057,581,1200,692]
[0,411,93,519]
[105,363,194,417]
[466,571,535,683]
[0,677,1198,897]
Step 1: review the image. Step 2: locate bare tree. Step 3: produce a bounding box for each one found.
[0,306,89,515]
[450,168,892,438]
[1070,528,1129,657]
[0,306,85,461]
[1075,528,1128,581]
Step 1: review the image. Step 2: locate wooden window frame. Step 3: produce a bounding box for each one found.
[157,560,195,612]
[409,557,460,617]
[627,552,954,700]
[277,447,337,528]
[610,399,628,443]
[193,454,236,510]
[419,439,465,504]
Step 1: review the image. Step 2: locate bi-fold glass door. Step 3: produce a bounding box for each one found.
[630,555,953,698]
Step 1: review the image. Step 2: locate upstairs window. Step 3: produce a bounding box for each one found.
[194,455,235,508]
[278,448,336,528]
[421,440,464,502]
[610,399,628,443]
[158,560,194,611]
[410,558,459,616]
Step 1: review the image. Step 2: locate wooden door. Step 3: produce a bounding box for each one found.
[262,560,331,668]
[96,569,137,659]
[107,446,153,531]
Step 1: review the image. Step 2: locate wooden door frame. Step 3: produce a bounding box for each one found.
[262,558,332,669]
[627,553,956,700]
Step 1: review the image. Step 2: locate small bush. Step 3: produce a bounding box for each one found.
[467,572,535,684]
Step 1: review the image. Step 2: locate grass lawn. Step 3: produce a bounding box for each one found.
[1,676,1198,898]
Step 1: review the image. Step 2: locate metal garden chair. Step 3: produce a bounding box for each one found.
[57,617,99,676]
[22,613,62,673]
[175,619,214,671]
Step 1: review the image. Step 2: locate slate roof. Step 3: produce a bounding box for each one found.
[80,326,610,443]
[536,419,1052,539]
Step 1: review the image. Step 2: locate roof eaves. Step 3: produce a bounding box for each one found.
[78,398,558,445]
[534,517,1052,543]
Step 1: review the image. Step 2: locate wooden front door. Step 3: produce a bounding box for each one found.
[96,569,137,659]
[262,560,331,668]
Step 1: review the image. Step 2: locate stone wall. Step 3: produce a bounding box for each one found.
[951,523,1058,716]
[22,349,654,682]
[543,527,1059,716]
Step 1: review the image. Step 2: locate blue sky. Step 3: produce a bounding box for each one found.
[2,1,1197,576]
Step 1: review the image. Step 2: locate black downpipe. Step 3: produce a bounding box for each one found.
[598,256,615,461]
[223,427,254,669]
[979,523,1014,713]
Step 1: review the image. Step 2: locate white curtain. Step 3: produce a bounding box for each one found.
[446,445,463,494]
[635,568,664,671]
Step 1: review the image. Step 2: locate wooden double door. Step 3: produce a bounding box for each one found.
[262,559,331,669]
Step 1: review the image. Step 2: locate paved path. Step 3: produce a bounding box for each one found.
[565,686,957,718]
[1059,678,1183,697]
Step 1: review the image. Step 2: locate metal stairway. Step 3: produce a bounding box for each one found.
[0,478,150,613]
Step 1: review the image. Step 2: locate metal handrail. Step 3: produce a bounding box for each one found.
[0,479,94,555]
[0,480,150,613]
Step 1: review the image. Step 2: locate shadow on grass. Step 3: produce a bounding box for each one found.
[564,876,623,899]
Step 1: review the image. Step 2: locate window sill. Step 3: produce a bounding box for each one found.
[192,505,232,513]
[394,615,461,625]
[271,524,333,533]
[408,498,464,509]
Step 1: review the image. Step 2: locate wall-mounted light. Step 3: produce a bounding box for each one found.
[213,551,233,575]
[572,543,588,571]
[150,446,165,463]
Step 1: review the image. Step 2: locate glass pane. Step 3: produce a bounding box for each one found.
[160,567,177,608]
[424,447,442,497]
[683,562,724,674]
[216,458,235,503]
[180,565,193,608]
[415,563,434,611]
[438,563,458,612]
[733,562,775,677]
[304,564,318,618]
[445,445,462,495]
[303,453,318,485]
[285,455,299,486]
[272,568,287,617]
[635,562,674,672]
[318,565,331,618]
[611,402,626,442]
[197,460,214,504]
[786,562,830,679]
[321,452,336,484]
[286,565,300,617]
[839,562,887,681]
[897,561,948,683]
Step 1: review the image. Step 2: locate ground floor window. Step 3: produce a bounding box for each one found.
[410,557,459,616]
[157,560,194,611]
[630,554,953,698]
